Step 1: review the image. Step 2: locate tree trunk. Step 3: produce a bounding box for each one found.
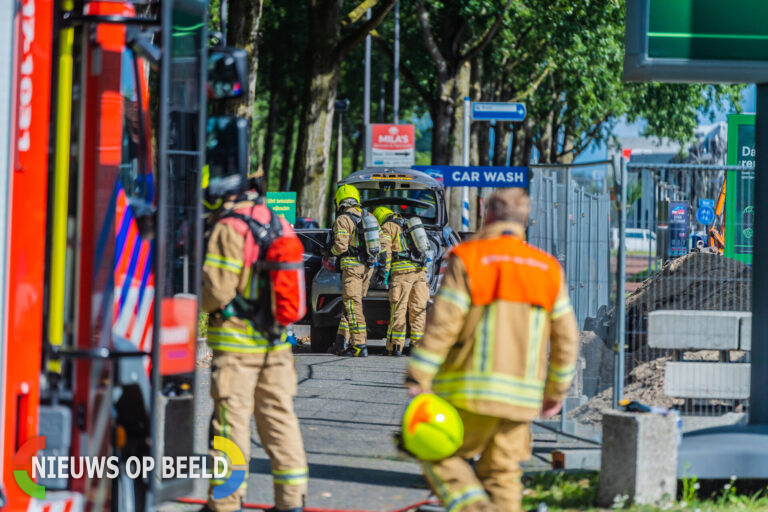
[292,0,342,222]
[512,118,534,167]
[447,61,470,230]
[492,122,509,166]
[478,124,490,167]
[558,134,575,165]
[539,111,555,164]
[431,91,453,165]
[293,64,339,221]
[226,0,264,173]
[261,86,280,190]
[280,111,295,192]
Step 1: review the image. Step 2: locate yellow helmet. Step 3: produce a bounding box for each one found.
[335,184,361,209]
[373,206,395,226]
[401,394,463,461]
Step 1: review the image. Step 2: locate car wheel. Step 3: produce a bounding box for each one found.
[310,324,336,353]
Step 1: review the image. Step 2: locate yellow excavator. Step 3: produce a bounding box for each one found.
[706,179,727,253]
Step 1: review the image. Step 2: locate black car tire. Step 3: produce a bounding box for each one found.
[310,324,336,353]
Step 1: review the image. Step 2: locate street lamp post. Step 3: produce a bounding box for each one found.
[335,99,350,184]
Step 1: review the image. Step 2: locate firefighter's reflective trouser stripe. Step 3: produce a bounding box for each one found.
[207,324,289,353]
[208,350,307,512]
[386,269,428,352]
[421,409,532,512]
[337,264,373,346]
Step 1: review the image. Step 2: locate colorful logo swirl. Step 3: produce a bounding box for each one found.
[14,436,46,498]
[213,436,245,499]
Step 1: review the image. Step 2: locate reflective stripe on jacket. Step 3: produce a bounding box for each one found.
[407,221,579,422]
[331,206,364,268]
[380,218,421,274]
[202,199,292,353]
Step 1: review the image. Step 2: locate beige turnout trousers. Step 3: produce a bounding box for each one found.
[207,349,308,511]
[422,409,532,512]
[387,269,428,352]
[337,264,374,346]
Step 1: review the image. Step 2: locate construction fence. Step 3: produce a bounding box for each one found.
[614,162,752,417]
[528,161,613,329]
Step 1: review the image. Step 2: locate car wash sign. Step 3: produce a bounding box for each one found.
[366,124,415,167]
[413,165,529,188]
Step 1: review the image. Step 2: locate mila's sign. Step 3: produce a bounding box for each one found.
[366,124,415,167]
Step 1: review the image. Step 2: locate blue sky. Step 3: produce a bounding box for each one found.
[576,84,757,163]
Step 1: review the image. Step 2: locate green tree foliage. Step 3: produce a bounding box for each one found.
[250,0,743,222]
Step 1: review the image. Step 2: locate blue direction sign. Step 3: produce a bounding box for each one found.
[413,165,529,188]
[698,198,715,208]
[697,206,715,225]
[471,102,527,122]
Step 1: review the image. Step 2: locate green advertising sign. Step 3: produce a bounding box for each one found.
[648,0,768,62]
[624,0,768,82]
[725,114,755,264]
[265,192,297,225]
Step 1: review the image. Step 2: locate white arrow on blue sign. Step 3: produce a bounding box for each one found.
[471,102,527,122]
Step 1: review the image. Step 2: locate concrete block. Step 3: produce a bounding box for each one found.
[597,411,678,507]
[648,310,739,350]
[579,331,614,397]
[740,314,752,351]
[552,448,601,470]
[665,362,750,400]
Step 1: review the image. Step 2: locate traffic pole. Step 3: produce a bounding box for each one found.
[363,9,371,167]
[393,1,400,124]
[462,97,470,231]
[751,83,768,423]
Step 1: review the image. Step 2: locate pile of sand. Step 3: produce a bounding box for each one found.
[568,356,680,425]
[624,252,750,351]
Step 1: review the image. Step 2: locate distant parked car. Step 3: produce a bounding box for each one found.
[294,229,328,324]
[612,228,657,254]
[294,217,320,229]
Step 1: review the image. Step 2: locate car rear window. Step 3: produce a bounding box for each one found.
[360,189,438,223]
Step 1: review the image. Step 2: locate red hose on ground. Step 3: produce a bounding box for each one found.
[175,496,439,512]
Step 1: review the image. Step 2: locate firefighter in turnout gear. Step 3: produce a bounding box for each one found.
[373,206,429,356]
[405,188,579,512]
[202,171,308,512]
[329,184,379,357]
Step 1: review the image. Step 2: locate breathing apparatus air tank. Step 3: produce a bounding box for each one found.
[407,216,430,254]
[361,211,381,257]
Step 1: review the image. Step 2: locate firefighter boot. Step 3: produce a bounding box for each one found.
[342,344,368,357]
[329,335,348,355]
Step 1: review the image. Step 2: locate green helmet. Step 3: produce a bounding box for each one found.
[335,184,361,209]
[373,206,395,226]
[401,394,463,461]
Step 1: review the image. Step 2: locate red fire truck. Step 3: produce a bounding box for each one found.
[0,1,247,510]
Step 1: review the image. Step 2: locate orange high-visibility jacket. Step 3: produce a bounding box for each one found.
[407,221,579,422]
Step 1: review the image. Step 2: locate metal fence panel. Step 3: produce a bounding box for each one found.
[528,163,612,328]
[616,162,752,417]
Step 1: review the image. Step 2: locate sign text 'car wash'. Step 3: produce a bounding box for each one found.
[413,166,529,188]
[366,124,415,167]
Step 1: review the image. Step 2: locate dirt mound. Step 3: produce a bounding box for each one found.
[624,252,751,351]
[568,356,680,425]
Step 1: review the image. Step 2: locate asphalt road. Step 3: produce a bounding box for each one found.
[167,332,432,512]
